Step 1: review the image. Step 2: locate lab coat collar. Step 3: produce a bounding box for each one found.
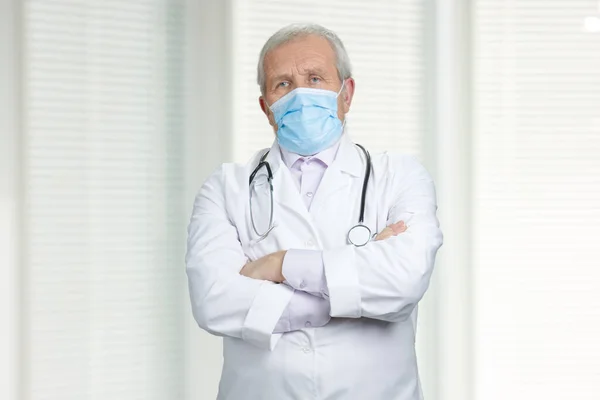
[262,139,284,176]
[331,131,363,178]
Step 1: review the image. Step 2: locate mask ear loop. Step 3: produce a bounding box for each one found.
[264,98,281,129]
[338,79,348,128]
[337,79,346,97]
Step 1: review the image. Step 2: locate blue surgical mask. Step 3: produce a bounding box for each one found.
[269,82,346,156]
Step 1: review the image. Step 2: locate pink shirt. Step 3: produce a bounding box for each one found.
[280,139,340,209]
[272,140,340,333]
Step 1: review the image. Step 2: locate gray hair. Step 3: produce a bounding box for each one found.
[257,23,352,94]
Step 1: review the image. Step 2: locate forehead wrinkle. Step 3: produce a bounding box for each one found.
[265,62,293,83]
[296,59,331,78]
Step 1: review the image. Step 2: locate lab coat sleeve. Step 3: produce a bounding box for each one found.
[282,249,328,297]
[323,156,443,322]
[185,166,294,350]
[273,290,331,333]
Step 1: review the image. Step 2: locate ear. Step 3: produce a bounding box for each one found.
[259,96,276,127]
[341,78,356,114]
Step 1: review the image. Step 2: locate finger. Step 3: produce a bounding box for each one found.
[391,221,406,234]
[376,223,408,241]
[394,224,407,234]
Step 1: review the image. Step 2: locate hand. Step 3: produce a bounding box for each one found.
[240,250,287,283]
[374,221,407,241]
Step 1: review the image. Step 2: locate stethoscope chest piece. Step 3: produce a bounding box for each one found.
[347,224,372,247]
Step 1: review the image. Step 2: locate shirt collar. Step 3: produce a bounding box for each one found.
[279,136,343,170]
[261,128,362,179]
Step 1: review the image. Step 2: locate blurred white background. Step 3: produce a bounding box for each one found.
[1,0,599,399]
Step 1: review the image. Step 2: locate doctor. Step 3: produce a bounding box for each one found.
[186,23,443,400]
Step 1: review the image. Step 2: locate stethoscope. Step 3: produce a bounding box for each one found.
[249,144,373,247]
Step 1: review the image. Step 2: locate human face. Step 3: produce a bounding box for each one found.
[258,34,355,132]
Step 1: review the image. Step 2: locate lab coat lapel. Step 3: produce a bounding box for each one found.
[259,141,323,244]
[310,134,363,215]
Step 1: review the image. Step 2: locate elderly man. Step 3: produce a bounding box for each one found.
[186,23,443,400]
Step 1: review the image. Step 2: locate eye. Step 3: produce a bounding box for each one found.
[277,81,290,88]
[310,76,322,84]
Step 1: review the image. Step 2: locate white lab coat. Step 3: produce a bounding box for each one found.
[186,134,443,400]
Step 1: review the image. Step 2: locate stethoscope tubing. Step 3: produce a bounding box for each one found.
[249,144,371,244]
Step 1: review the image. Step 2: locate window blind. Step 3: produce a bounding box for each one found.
[23,1,185,398]
[473,1,600,398]
[230,0,425,162]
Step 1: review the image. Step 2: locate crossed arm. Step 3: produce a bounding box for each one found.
[240,221,407,282]
[186,158,443,350]
[240,222,408,333]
